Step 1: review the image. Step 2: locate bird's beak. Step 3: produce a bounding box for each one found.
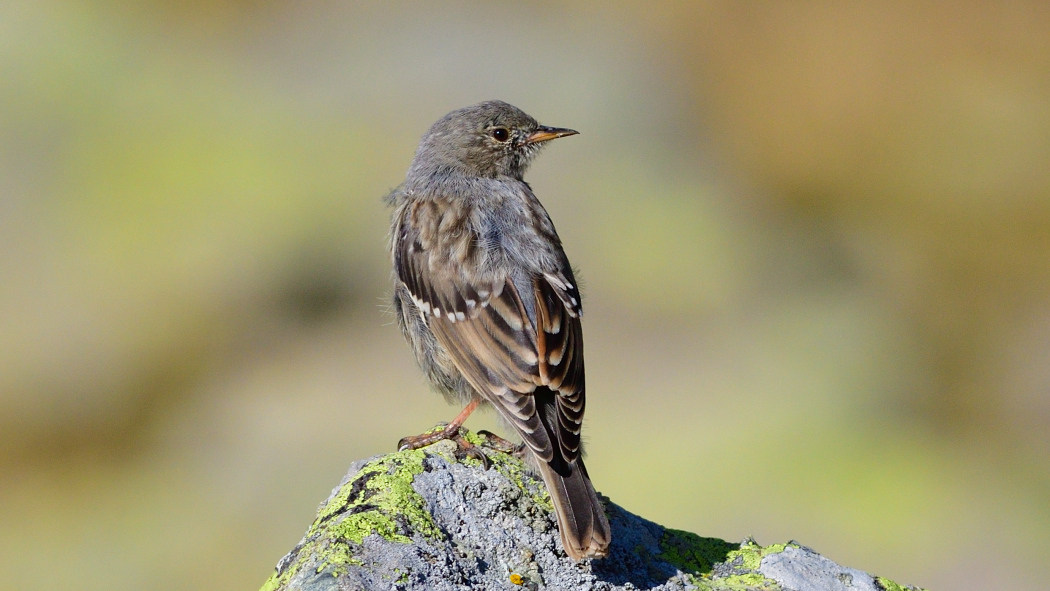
[526,126,579,144]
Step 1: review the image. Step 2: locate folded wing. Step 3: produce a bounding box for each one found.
[393,201,585,464]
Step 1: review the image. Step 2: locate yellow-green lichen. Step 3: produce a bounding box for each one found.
[258,572,280,591]
[258,546,314,591]
[692,572,780,591]
[258,431,558,591]
[729,539,791,570]
[876,576,928,591]
[658,529,738,575]
[675,538,791,590]
[310,448,441,544]
[258,448,442,591]
[484,449,554,512]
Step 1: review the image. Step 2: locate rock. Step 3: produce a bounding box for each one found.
[259,431,926,591]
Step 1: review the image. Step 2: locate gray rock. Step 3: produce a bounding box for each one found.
[760,545,878,591]
[259,434,926,591]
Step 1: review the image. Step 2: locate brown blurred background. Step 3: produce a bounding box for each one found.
[2,2,1048,589]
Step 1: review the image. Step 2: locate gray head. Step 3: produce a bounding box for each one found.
[407,100,577,182]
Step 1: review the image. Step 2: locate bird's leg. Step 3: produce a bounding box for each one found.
[397,399,480,452]
[397,400,490,468]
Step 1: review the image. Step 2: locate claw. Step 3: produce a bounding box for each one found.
[454,435,491,469]
[396,424,492,469]
[396,400,482,453]
[396,423,457,452]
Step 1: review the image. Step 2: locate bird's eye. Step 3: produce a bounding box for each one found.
[490,128,509,142]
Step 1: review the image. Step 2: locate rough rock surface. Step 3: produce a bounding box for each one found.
[260,432,926,591]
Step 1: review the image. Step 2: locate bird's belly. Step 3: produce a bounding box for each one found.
[394,286,480,407]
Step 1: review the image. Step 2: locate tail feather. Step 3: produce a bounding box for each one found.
[536,455,611,560]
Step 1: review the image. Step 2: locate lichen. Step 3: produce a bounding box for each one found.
[259,447,442,590]
[310,448,441,544]
[258,572,280,591]
[658,529,739,575]
[876,575,928,591]
[258,429,562,591]
[260,431,915,591]
[676,538,790,590]
[729,539,790,570]
[693,572,780,590]
[478,441,554,512]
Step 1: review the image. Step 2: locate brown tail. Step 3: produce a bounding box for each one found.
[535,455,611,560]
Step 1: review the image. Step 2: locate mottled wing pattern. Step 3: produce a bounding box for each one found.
[533,270,585,463]
[392,198,493,323]
[393,198,585,464]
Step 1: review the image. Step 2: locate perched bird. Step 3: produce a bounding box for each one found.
[386,101,611,560]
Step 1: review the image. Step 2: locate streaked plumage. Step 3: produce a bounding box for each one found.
[387,101,610,560]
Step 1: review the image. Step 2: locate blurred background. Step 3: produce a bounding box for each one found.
[2,1,1048,589]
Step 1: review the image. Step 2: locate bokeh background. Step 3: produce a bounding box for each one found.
[3,2,1049,589]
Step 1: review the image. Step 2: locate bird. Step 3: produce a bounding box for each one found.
[386,100,611,561]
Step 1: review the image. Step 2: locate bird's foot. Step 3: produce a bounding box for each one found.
[452,434,490,469]
[397,423,456,452]
[476,430,527,457]
[397,424,491,469]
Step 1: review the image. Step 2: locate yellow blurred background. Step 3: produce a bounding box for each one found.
[2,2,1048,589]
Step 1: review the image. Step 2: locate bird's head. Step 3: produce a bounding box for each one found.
[409,100,577,181]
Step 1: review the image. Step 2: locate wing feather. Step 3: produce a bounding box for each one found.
[393,198,586,464]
